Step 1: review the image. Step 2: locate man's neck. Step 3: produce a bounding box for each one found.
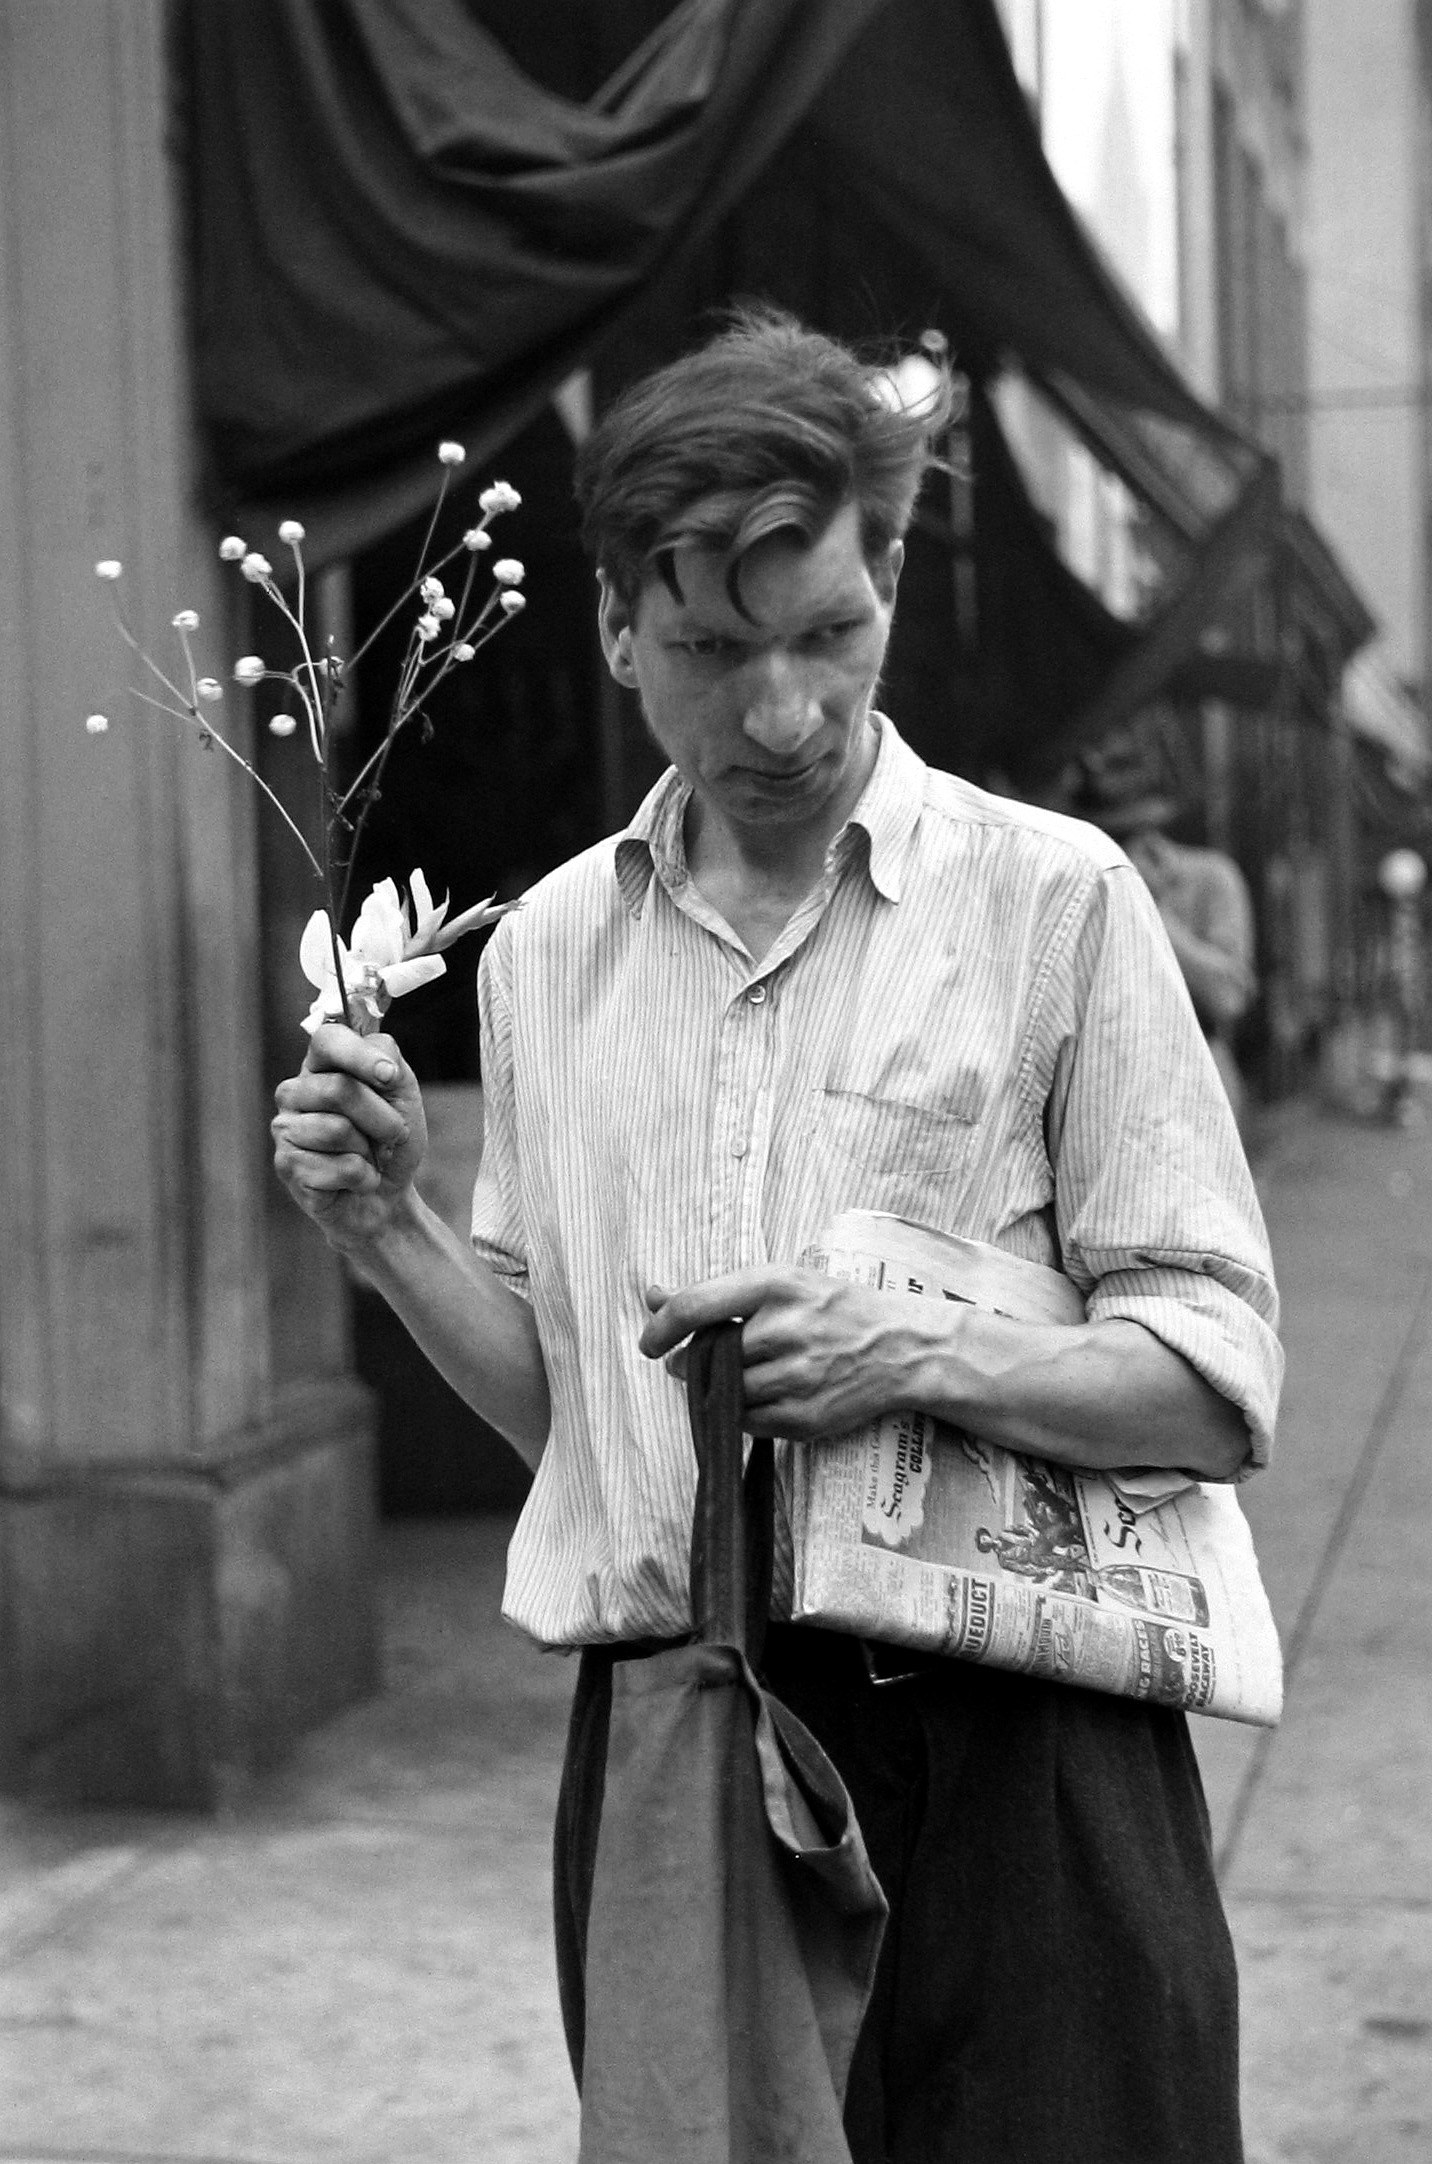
[681,721,879,960]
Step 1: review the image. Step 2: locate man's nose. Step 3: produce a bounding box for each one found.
[740,654,823,757]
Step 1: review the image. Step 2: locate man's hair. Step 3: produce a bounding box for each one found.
[574,306,953,612]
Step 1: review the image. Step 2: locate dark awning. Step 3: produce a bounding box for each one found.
[186,0,1291,767]
[189,0,1257,542]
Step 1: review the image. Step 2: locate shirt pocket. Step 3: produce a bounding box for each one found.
[811,1058,988,1191]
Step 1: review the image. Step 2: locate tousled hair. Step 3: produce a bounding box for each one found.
[574,306,953,614]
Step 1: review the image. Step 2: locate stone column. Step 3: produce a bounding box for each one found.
[0,0,377,1806]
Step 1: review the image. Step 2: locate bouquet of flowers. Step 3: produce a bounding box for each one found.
[89,441,525,1033]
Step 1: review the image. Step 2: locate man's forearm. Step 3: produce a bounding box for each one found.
[347,1191,551,1469]
[905,1306,1249,1482]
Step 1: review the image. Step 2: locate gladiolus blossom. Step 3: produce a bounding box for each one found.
[298,870,514,1034]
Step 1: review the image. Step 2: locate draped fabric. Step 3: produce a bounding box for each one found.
[187,0,1256,561]
[188,0,888,552]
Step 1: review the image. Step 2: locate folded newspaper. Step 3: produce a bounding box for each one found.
[788,1212,1283,1726]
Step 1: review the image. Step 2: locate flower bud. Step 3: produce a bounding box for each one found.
[85,712,110,735]
[500,590,526,616]
[420,575,445,605]
[172,609,200,631]
[479,482,521,515]
[278,519,306,546]
[240,552,273,583]
[218,535,247,562]
[233,655,266,686]
[492,559,525,586]
[268,713,298,737]
[94,559,123,581]
[433,596,455,621]
[437,440,467,466]
[453,642,477,663]
[195,677,223,702]
[416,612,440,642]
[463,527,492,552]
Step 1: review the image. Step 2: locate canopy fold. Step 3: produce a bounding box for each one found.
[186,0,1296,764]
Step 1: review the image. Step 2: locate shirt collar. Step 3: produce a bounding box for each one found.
[612,713,925,917]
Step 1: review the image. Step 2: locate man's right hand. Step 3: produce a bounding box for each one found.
[271,1022,427,1252]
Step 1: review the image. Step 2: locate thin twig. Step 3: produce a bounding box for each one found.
[128,686,325,882]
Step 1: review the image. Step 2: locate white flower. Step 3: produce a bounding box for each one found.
[240,552,273,583]
[172,609,200,631]
[463,527,492,552]
[492,558,524,586]
[94,559,123,581]
[297,870,517,1034]
[479,482,521,515]
[268,713,298,737]
[218,535,247,561]
[195,678,223,702]
[85,713,110,735]
[453,642,476,663]
[299,877,442,1035]
[432,596,455,622]
[278,519,306,546]
[500,590,526,616]
[233,655,266,686]
[415,612,440,642]
[420,575,445,605]
[437,441,467,466]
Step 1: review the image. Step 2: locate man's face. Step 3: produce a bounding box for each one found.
[598,499,901,848]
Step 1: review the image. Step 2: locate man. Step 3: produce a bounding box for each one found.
[1079,720,1258,1124]
[273,311,1281,2162]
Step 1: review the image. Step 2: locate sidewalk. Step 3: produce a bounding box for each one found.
[1,1111,1429,2163]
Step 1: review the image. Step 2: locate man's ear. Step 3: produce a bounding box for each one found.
[876,537,905,608]
[597,573,638,686]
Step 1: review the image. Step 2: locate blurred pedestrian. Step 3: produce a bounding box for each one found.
[1080,720,1257,1126]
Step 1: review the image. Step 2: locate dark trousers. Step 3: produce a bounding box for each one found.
[555,1624,1244,2164]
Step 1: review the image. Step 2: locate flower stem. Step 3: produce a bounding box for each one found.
[128,686,326,883]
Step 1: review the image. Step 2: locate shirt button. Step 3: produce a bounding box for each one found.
[746,982,768,1005]
[731,1139,748,1158]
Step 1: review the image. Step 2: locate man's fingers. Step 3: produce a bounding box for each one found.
[277,1148,382,1196]
[274,1067,409,1146]
[271,1110,374,1158]
[639,1275,761,1358]
[304,1022,402,1089]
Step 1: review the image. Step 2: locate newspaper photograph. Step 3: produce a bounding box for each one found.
[788,1212,1283,1726]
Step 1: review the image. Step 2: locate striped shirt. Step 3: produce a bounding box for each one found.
[472,717,1282,1649]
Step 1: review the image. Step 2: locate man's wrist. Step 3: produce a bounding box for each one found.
[329,1181,429,1277]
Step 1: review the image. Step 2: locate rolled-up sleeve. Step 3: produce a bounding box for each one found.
[1037,863,1283,1470]
[469,919,531,1299]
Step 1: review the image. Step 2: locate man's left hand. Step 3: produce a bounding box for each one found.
[640,1267,931,1439]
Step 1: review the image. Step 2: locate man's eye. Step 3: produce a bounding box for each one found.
[803,620,861,648]
[678,635,731,657]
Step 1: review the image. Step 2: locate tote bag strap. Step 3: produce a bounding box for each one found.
[686,1321,774,1665]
